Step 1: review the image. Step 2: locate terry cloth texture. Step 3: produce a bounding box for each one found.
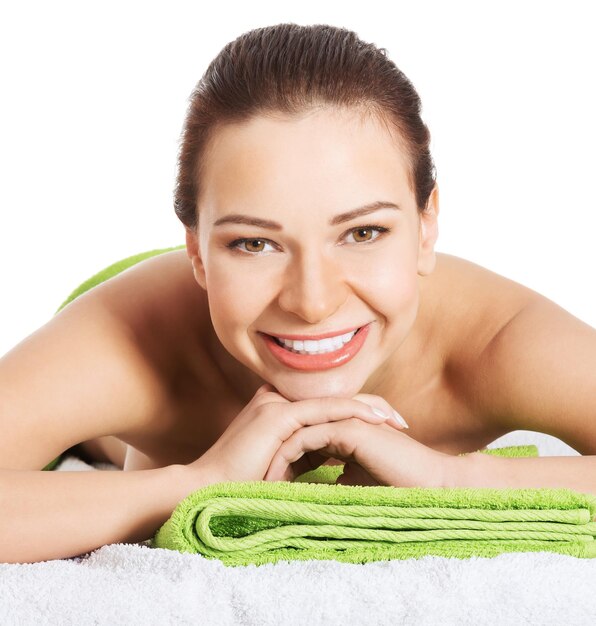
[41,244,186,472]
[152,444,596,567]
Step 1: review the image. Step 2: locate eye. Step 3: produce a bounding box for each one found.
[226,238,276,254]
[225,224,390,256]
[345,225,389,244]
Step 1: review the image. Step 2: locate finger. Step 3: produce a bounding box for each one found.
[261,396,393,442]
[336,462,380,487]
[251,384,290,408]
[254,383,275,396]
[351,393,409,430]
[265,421,359,482]
[266,449,330,483]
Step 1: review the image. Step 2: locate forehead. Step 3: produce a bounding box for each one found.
[198,106,413,214]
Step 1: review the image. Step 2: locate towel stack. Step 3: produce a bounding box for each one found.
[152,445,596,566]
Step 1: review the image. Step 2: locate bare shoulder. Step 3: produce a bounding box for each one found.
[91,248,206,342]
[467,274,596,454]
[0,284,170,470]
[76,247,214,421]
[433,253,596,454]
[0,248,206,470]
[430,252,542,418]
[430,252,541,359]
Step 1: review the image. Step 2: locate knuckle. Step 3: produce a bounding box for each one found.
[349,416,365,430]
[338,416,362,433]
[256,401,292,425]
[252,392,277,406]
[313,396,337,411]
[253,403,274,421]
[253,395,284,412]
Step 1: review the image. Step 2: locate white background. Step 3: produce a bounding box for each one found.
[1,0,595,356]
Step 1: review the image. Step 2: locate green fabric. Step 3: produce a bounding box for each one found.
[151,444,596,566]
[54,244,186,314]
[41,243,186,472]
[42,455,63,471]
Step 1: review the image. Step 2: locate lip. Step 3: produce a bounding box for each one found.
[260,324,365,341]
[260,323,371,371]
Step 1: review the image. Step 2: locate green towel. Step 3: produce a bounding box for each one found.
[152,445,596,566]
[41,243,186,472]
[54,244,186,314]
[42,455,63,471]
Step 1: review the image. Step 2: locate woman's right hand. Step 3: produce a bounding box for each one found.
[185,383,404,486]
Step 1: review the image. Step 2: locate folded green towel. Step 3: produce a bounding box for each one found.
[152,445,596,566]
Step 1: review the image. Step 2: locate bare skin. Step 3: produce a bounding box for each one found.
[9,104,585,482]
[2,105,595,567]
[71,247,536,471]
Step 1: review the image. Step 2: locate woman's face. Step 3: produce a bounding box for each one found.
[186,106,439,401]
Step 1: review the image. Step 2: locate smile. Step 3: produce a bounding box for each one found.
[260,324,371,371]
[273,329,358,354]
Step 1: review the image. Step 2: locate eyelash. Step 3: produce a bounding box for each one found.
[225,225,391,256]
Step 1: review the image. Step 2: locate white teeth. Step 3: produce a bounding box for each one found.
[330,336,343,350]
[318,338,335,352]
[277,330,358,354]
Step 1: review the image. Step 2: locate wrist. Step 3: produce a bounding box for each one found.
[441,451,490,489]
[166,462,219,504]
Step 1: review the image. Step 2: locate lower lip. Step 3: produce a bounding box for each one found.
[260,324,371,371]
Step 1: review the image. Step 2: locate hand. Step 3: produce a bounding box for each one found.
[264,391,455,488]
[187,384,408,485]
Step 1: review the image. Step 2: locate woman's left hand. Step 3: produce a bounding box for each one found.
[263,392,457,488]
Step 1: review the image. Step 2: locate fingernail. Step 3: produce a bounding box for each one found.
[392,410,409,429]
[371,407,390,420]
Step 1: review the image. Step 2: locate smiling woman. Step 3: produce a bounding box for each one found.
[2,22,596,565]
[183,104,439,402]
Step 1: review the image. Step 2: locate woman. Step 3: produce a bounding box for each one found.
[1,23,595,564]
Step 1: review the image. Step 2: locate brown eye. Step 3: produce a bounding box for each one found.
[345,225,388,245]
[244,239,266,252]
[351,228,374,243]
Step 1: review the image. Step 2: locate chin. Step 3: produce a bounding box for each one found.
[271,376,363,402]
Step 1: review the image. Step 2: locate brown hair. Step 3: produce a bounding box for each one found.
[174,23,436,230]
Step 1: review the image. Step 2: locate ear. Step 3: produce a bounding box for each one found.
[417,185,440,277]
[185,227,207,290]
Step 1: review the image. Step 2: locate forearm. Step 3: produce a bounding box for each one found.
[449,452,596,497]
[0,464,201,564]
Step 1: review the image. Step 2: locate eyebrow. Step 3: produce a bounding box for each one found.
[212,201,402,230]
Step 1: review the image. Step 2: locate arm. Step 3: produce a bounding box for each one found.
[0,463,211,564]
[469,295,596,455]
[0,253,212,563]
[0,272,175,470]
[448,294,596,496]
[448,453,596,498]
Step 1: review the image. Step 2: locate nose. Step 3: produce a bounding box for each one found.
[276,248,349,324]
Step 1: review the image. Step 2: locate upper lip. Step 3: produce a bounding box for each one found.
[262,324,367,341]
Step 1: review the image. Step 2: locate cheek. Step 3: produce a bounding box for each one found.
[361,255,419,315]
[208,288,252,337]
[205,259,271,338]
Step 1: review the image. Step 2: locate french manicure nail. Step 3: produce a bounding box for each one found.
[392,410,409,429]
[371,407,390,420]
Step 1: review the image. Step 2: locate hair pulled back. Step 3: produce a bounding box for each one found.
[174,23,436,230]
